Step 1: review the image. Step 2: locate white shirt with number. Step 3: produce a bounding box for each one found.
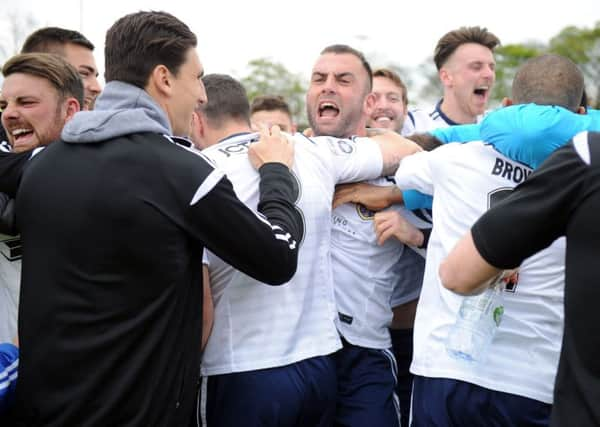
[395,141,565,404]
[200,132,383,376]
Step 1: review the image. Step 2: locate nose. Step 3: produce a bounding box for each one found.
[320,75,337,94]
[1,101,19,120]
[198,82,208,106]
[482,64,495,81]
[87,75,102,96]
[375,96,388,109]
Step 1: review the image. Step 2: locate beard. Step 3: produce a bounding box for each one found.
[306,105,363,138]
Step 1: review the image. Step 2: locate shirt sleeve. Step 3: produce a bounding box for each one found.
[323,136,383,184]
[402,190,433,210]
[431,124,481,143]
[472,141,588,269]
[184,159,304,286]
[0,150,35,197]
[394,150,435,195]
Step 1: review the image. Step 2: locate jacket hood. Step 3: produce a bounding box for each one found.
[480,104,596,168]
[61,81,172,143]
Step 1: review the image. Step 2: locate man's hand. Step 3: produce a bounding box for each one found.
[373,210,424,247]
[333,183,402,210]
[248,125,294,170]
[302,127,314,138]
[365,127,390,137]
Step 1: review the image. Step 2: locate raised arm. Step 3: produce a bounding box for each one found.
[333,182,403,210]
[369,132,422,176]
[187,126,304,286]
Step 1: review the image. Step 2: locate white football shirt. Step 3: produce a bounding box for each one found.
[0,234,21,343]
[201,132,383,375]
[395,141,565,404]
[331,177,431,349]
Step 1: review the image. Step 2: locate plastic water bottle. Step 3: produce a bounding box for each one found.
[445,279,505,362]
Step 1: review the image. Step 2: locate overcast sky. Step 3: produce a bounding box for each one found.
[2,0,599,83]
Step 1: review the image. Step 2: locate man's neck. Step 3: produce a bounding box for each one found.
[314,118,369,139]
[439,97,477,125]
[208,122,252,147]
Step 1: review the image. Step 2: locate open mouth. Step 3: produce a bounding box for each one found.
[318,101,340,119]
[11,128,34,143]
[473,86,489,99]
[372,112,395,126]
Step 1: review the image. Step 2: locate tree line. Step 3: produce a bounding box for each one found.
[239,21,600,128]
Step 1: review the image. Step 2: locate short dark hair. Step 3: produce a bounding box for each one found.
[250,95,292,118]
[434,26,500,70]
[21,27,95,54]
[373,68,408,106]
[2,53,84,107]
[512,54,584,112]
[320,44,373,92]
[200,74,250,126]
[104,11,197,89]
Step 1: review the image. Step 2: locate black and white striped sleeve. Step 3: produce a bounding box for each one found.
[184,159,303,286]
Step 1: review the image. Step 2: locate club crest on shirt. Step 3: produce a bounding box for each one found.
[356,203,375,220]
[326,137,355,156]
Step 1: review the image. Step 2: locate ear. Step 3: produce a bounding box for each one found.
[364,92,376,116]
[63,98,81,122]
[439,68,452,87]
[501,97,513,107]
[147,64,172,97]
[191,111,205,136]
[290,122,297,134]
[250,121,261,132]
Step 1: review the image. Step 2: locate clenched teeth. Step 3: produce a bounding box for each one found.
[12,128,32,136]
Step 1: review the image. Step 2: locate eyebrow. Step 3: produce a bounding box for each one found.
[311,71,355,79]
[79,64,99,77]
[335,72,354,80]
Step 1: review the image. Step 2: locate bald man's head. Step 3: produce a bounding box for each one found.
[512,54,584,112]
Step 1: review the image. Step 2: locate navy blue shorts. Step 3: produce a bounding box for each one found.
[390,328,413,427]
[411,376,551,427]
[199,355,336,427]
[334,338,401,427]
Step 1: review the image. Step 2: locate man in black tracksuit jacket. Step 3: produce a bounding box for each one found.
[0,11,303,426]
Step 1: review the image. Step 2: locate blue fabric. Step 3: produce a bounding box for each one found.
[481,105,600,168]
[0,343,18,414]
[411,376,551,427]
[431,124,481,144]
[334,338,400,427]
[402,190,433,210]
[431,104,600,169]
[203,356,336,427]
